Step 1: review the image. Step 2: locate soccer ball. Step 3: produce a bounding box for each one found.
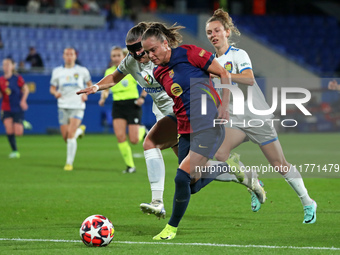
[79,215,114,247]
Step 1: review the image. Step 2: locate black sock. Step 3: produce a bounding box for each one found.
[168,169,191,228]
[7,134,17,151]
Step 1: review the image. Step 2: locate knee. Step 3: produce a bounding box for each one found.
[129,136,139,144]
[116,134,126,143]
[215,150,229,162]
[174,169,191,186]
[271,159,290,169]
[143,136,156,150]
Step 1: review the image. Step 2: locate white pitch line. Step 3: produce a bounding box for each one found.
[0,238,339,251]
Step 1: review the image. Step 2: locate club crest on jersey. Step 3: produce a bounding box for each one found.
[74,73,79,80]
[171,83,183,96]
[143,74,153,85]
[169,70,174,79]
[224,62,233,72]
[199,49,206,57]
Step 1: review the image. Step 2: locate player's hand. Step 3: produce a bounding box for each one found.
[328,80,338,90]
[217,104,229,120]
[77,85,98,95]
[98,98,105,106]
[20,100,28,111]
[134,97,145,106]
[54,92,62,99]
[81,94,88,102]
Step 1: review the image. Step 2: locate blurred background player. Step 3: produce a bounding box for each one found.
[98,46,147,174]
[0,58,29,158]
[50,47,92,171]
[206,9,316,223]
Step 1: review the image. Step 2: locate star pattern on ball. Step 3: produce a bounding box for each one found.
[88,224,102,240]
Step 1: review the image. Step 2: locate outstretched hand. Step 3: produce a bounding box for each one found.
[77,86,98,95]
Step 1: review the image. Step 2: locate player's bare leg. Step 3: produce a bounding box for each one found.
[128,124,140,145]
[215,127,266,211]
[261,140,316,223]
[140,116,178,219]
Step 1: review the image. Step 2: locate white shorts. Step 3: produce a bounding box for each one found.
[58,108,84,125]
[226,119,278,146]
[152,103,175,122]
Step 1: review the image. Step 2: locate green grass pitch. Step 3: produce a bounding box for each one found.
[0,133,339,254]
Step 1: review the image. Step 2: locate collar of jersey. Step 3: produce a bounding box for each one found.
[224,45,232,55]
[214,45,232,58]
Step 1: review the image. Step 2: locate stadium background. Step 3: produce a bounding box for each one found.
[1,0,340,134]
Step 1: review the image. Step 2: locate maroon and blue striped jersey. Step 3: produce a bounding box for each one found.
[0,74,25,112]
[153,45,219,134]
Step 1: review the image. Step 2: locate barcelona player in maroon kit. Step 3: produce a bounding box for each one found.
[0,58,29,158]
[142,23,233,240]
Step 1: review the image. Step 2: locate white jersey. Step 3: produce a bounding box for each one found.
[117,54,174,120]
[214,46,273,124]
[50,65,91,110]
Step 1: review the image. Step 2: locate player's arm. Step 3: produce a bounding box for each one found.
[20,84,29,111]
[230,69,255,86]
[135,89,148,106]
[77,70,126,95]
[50,85,61,98]
[207,59,231,120]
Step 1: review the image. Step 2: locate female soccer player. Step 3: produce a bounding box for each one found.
[78,22,178,219]
[0,58,29,158]
[141,22,240,240]
[205,9,317,224]
[50,47,92,171]
[98,46,147,174]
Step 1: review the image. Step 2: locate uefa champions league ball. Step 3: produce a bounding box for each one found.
[79,215,114,247]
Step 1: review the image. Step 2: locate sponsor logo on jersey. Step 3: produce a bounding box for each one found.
[143,74,154,85]
[199,49,206,57]
[224,62,233,72]
[5,88,11,95]
[5,81,9,86]
[143,87,164,93]
[74,73,79,80]
[169,70,174,79]
[171,83,183,96]
[63,83,78,87]
[240,62,250,67]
